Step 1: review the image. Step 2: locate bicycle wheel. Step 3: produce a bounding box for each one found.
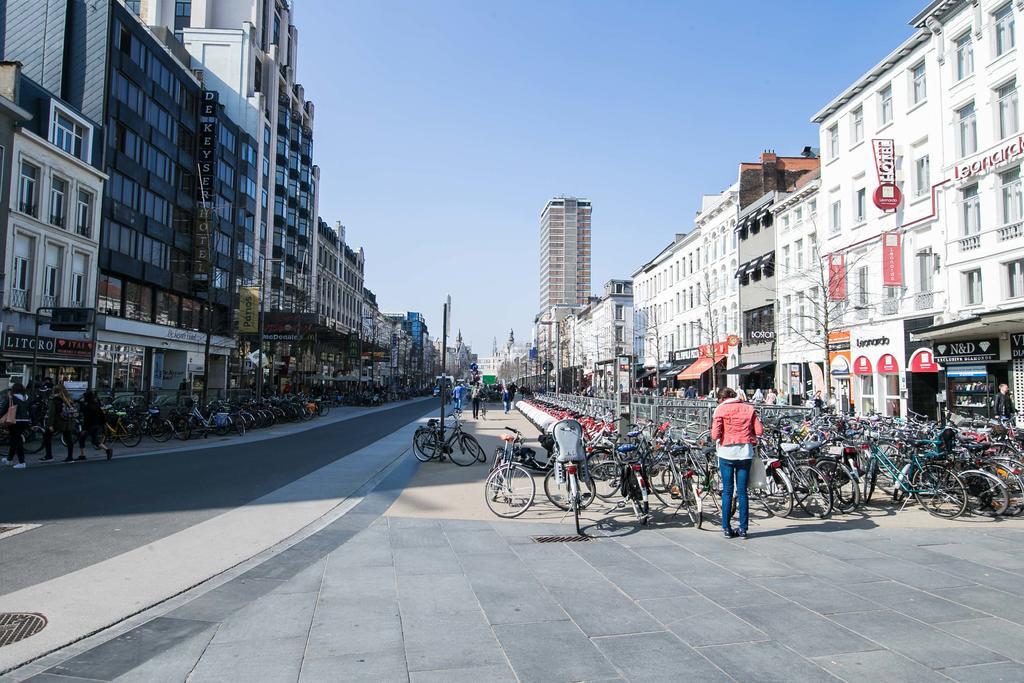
[913,463,967,518]
[866,445,902,502]
[755,467,794,518]
[234,416,246,437]
[792,465,833,518]
[484,464,536,518]
[150,418,174,442]
[572,474,582,535]
[449,434,478,466]
[412,428,437,462]
[958,469,1009,517]
[543,467,596,510]
[460,434,486,463]
[588,450,621,500]
[817,459,860,514]
[986,459,1024,515]
[318,403,330,417]
[173,416,191,441]
[22,426,45,454]
[119,422,143,447]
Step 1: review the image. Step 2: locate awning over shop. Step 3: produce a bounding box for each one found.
[636,367,658,381]
[677,356,722,380]
[911,304,1024,341]
[725,361,773,375]
[660,365,684,378]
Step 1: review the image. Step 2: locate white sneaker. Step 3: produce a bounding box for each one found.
[12,463,26,469]
[0,458,9,465]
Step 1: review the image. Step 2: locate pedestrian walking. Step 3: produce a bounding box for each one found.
[752,387,764,403]
[452,382,467,411]
[0,383,31,468]
[501,384,511,413]
[78,391,113,460]
[43,383,77,462]
[471,384,482,419]
[684,385,697,399]
[764,387,777,405]
[995,383,1017,424]
[710,387,763,539]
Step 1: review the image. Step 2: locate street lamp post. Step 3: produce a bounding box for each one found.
[255,257,284,399]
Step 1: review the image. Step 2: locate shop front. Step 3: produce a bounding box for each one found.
[904,317,939,420]
[676,337,738,396]
[0,331,95,385]
[828,331,853,414]
[848,322,906,417]
[95,315,235,398]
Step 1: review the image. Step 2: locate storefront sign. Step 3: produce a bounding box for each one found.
[933,338,1000,364]
[853,356,873,374]
[166,328,206,344]
[908,348,939,373]
[881,232,902,286]
[669,348,699,362]
[953,134,1024,179]
[239,287,259,334]
[828,253,846,300]
[193,207,213,287]
[828,331,851,375]
[947,364,988,378]
[2,333,93,360]
[856,336,890,347]
[872,139,902,211]
[1012,333,1024,360]
[877,353,900,374]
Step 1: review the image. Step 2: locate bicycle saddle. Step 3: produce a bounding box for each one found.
[627,430,641,438]
[800,440,822,451]
[500,433,516,442]
[781,443,801,453]
[551,418,585,463]
[962,441,989,451]
[617,444,638,454]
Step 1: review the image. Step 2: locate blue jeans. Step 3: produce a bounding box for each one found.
[454,398,463,411]
[719,457,752,532]
[503,400,511,412]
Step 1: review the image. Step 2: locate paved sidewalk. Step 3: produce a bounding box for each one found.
[10,403,1024,682]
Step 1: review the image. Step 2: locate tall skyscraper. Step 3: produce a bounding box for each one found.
[539,196,591,312]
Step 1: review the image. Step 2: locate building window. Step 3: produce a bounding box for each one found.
[914,154,930,196]
[995,3,1015,57]
[854,187,866,223]
[615,304,624,320]
[998,80,1019,139]
[76,189,93,237]
[70,253,87,307]
[856,265,869,307]
[879,84,893,125]
[98,275,123,316]
[916,249,935,293]
[43,244,62,306]
[912,61,927,104]
[962,184,981,235]
[955,31,974,81]
[12,234,33,309]
[18,160,38,216]
[1001,167,1024,227]
[795,239,804,270]
[124,0,140,14]
[50,105,90,162]
[965,269,983,305]
[175,1,191,17]
[1007,258,1024,298]
[851,106,864,144]
[827,125,839,158]
[830,199,842,234]
[49,176,67,228]
[957,101,977,156]
[860,374,876,415]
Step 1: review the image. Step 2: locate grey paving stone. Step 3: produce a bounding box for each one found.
[811,649,950,682]
[592,631,731,682]
[460,559,568,624]
[847,538,952,565]
[493,620,619,683]
[845,580,984,623]
[928,557,1024,595]
[444,528,510,555]
[388,516,441,530]
[402,610,506,673]
[241,546,324,581]
[438,518,495,532]
[778,551,886,585]
[730,601,877,657]
[935,617,1024,662]
[210,590,318,645]
[166,577,282,622]
[111,622,219,683]
[320,564,398,603]
[47,617,216,681]
[546,583,662,637]
[592,561,695,600]
[325,535,394,568]
[303,610,404,658]
[932,585,1024,625]
[390,524,449,550]
[846,556,975,591]
[509,540,579,562]
[567,538,642,566]
[698,640,838,682]
[298,648,410,683]
[269,556,326,595]
[943,660,1024,682]
[611,530,679,547]
[637,595,769,646]
[682,573,787,608]
[750,575,868,615]
[397,573,479,616]
[789,535,886,561]
[409,662,517,683]
[25,675,104,683]
[631,545,721,576]
[725,553,804,579]
[831,609,1006,669]
[187,635,307,683]
[394,545,463,576]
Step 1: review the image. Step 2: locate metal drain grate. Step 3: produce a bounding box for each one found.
[532,535,592,543]
[0,613,47,648]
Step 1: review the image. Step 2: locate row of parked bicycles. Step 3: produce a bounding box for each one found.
[0,393,334,452]
[483,396,1024,532]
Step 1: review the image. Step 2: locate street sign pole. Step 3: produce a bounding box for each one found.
[439,298,449,442]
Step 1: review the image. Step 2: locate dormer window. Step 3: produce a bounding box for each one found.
[49,102,92,163]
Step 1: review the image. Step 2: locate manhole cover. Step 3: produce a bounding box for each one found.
[0,613,47,648]
[532,535,592,543]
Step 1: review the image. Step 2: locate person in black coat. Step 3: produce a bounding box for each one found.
[78,391,113,460]
[995,383,1017,422]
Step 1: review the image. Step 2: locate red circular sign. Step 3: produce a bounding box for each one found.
[873,183,902,211]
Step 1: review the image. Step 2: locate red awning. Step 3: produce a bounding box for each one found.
[853,356,873,375]
[677,356,718,380]
[908,348,939,373]
[877,353,900,374]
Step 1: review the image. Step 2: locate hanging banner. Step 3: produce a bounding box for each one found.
[239,286,259,333]
[828,253,847,300]
[881,231,902,287]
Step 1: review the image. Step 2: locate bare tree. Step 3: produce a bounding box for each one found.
[696,270,725,396]
[635,305,669,393]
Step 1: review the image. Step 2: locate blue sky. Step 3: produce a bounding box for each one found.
[297,0,922,353]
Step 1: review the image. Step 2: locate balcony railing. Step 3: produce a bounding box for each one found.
[881,297,900,315]
[998,221,1024,241]
[76,221,91,238]
[854,305,869,321]
[915,291,934,310]
[8,288,30,310]
[41,293,59,308]
[959,235,981,251]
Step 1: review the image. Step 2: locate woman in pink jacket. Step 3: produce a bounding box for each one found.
[710,387,763,538]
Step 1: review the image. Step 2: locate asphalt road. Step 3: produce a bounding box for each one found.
[0,398,434,596]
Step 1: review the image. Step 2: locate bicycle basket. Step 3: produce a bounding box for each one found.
[214,412,229,427]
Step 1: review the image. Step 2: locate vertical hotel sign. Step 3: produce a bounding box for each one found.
[194,90,219,288]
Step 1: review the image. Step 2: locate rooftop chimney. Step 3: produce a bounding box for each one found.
[0,61,22,104]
